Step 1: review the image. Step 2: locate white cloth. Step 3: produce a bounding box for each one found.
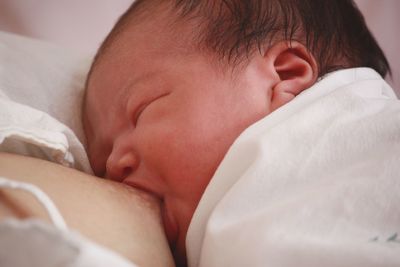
[0,177,137,267]
[187,68,400,267]
[0,97,91,172]
[0,31,92,173]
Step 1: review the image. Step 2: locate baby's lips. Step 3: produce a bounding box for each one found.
[121,177,178,243]
[122,178,163,205]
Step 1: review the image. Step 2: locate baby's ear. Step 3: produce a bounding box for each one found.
[265,41,318,111]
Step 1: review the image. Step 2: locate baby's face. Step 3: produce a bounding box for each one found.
[83,13,271,265]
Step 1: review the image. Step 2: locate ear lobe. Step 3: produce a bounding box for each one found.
[266,41,318,111]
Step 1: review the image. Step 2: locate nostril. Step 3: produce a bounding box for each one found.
[122,167,133,179]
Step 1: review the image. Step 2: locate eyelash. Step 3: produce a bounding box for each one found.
[131,92,170,126]
[133,102,149,126]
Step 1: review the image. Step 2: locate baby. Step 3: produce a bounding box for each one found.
[82,1,397,266]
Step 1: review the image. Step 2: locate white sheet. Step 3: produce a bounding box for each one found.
[187,68,400,267]
[0,98,91,172]
[0,31,92,172]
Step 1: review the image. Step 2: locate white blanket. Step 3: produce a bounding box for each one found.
[0,31,92,173]
[187,68,400,267]
[0,98,91,172]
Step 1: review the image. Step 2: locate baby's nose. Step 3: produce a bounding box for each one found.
[106,150,138,182]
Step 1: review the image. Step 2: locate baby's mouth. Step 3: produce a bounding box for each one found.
[121,178,179,248]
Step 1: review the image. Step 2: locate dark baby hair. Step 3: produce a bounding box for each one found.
[97,0,391,78]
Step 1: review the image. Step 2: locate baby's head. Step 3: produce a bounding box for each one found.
[82,0,389,265]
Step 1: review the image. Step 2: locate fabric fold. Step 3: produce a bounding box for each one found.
[187,68,400,267]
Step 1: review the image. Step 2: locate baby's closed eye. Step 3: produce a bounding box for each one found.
[129,92,171,126]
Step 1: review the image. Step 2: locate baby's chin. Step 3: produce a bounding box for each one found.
[172,241,188,267]
[162,203,178,246]
[163,214,187,266]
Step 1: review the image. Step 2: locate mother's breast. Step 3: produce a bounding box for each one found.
[0,152,175,267]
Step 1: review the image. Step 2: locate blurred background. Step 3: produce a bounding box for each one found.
[0,0,398,94]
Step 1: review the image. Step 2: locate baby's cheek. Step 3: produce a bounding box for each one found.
[88,149,108,177]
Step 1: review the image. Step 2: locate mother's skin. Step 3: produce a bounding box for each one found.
[0,152,175,267]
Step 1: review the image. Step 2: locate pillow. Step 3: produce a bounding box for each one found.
[0,31,93,173]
